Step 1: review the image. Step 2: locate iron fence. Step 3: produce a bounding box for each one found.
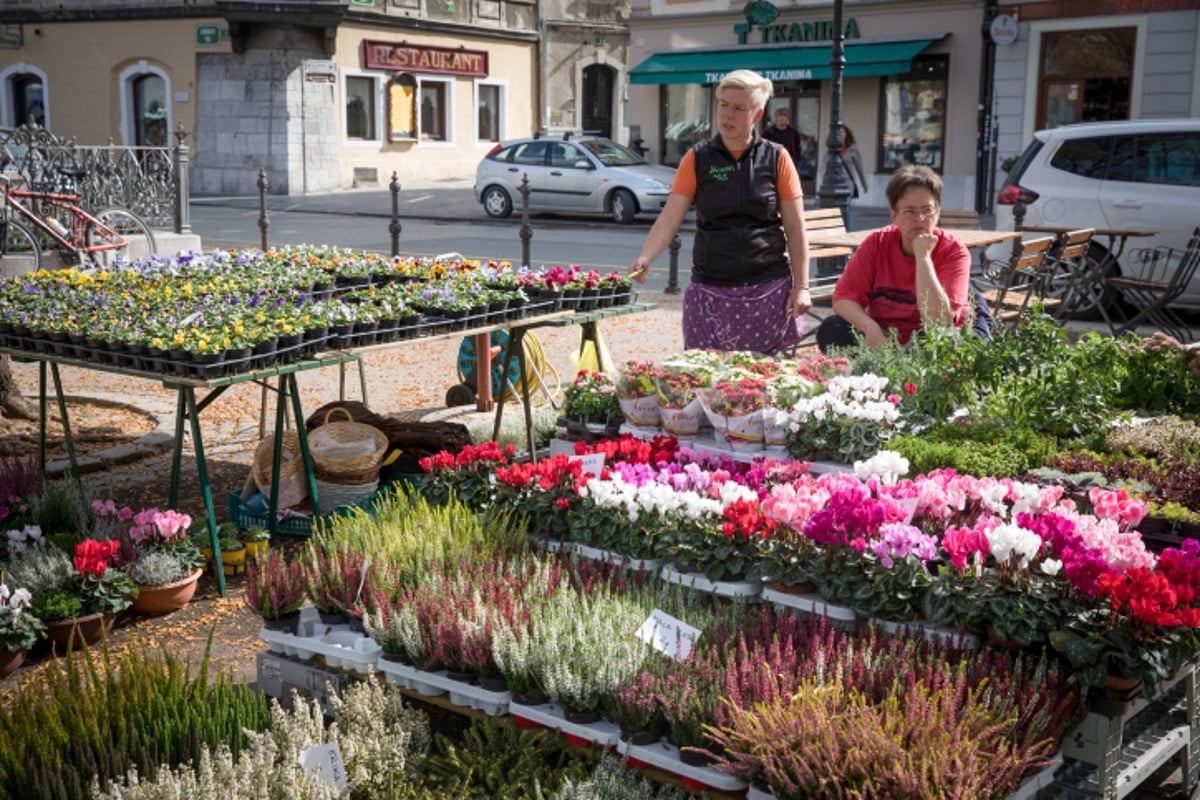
[0,122,186,231]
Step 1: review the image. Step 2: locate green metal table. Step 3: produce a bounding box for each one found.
[2,301,655,595]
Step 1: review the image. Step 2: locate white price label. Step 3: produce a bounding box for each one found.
[299,742,348,789]
[548,440,606,478]
[636,608,701,661]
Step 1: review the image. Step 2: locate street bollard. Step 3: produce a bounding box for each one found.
[519,174,533,269]
[257,168,269,252]
[665,235,681,294]
[172,122,191,235]
[389,171,402,258]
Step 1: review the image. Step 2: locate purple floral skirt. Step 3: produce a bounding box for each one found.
[682,275,803,355]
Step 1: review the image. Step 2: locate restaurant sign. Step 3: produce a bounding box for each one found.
[364,40,488,77]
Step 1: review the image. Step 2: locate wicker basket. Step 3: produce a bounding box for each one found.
[315,477,379,516]
[252,431,308,509]
[309,407,390,485]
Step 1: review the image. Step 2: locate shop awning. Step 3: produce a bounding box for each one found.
[629,35,946,85]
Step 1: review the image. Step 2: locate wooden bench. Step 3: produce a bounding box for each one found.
[938,209,982,229]
[802,207,852,302]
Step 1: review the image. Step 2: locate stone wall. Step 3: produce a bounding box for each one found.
[191,25,340,196]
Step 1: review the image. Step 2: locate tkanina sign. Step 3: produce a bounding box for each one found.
[734,2,860,46]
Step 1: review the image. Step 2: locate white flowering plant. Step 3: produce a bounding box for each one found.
[783,374,902,463]
[0,582,45,652]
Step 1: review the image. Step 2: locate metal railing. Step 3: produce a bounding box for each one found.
[0,121,189,232]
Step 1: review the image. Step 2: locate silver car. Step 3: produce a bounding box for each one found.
[474,134,676,224]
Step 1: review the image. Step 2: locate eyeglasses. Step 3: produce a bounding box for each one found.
[895,205,939,219]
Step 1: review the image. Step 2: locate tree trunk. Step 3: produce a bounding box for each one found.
[0,355,35,420]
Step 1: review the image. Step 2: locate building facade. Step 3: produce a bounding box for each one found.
[0,0,540,195]
[626,0,990,210]
[989,0,1200,205]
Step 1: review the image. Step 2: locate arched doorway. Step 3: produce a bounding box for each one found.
[582,64,613,139]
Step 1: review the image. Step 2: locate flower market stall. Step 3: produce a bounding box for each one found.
[0,247,650,595]
[236,313,1200,799]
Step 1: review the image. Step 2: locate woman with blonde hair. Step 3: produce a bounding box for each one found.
[628,69,811,354]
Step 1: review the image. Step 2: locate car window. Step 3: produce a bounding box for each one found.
[1107,136,1135,182]
[551,143,587,168]
[512,141,549,166]
[1049,136,1112,179]
[489,145,516,163]
[582,139,645,167]
[1137,133,1200,187]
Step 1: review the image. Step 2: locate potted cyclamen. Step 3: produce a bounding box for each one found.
[123,507,206,616]
[244,551,308,634]
[35,538,137,650]
[0,582,45,678]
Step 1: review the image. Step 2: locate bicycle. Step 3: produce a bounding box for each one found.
[0,167,156,272]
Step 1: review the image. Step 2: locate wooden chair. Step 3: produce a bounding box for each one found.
[780,208,854,352]
[1042,228,1095,319]
[1101,226,1200,343]
[976,235,1057,329]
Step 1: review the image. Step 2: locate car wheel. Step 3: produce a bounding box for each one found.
[482,186,513,219]
[1058,241,1121,320]
[610,189,636,224]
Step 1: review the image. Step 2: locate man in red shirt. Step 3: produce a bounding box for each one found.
[817,165,971,350]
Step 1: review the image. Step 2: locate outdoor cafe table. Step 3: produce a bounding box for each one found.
[0,301,653,595]
[806,227,1023,251]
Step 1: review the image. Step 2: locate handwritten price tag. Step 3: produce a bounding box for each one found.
[636,608,701,661]
[299,743,348,790]
[548,440,606,478]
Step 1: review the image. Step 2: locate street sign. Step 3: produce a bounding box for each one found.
[195,24,223,47]
[303,59,337,83]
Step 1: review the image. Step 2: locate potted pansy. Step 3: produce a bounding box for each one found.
[0,582,45,677]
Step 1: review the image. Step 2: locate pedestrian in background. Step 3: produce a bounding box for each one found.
[764,108,802,167]
[628,69,811,355]
[840,123,869,228]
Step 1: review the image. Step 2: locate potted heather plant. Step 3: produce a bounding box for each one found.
[303,542,370,627]
[244,550,308,634]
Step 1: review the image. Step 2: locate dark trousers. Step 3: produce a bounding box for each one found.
[815,288,997,353]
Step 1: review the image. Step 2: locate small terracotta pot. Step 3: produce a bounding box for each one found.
[131,568,203,616]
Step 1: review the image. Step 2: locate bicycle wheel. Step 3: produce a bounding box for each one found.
[0,218,41,274]
[84,207,157,266]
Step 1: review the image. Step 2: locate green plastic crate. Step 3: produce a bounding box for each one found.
[227,486,384,537]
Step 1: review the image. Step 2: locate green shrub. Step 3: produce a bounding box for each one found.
[419,717,591,799]
[0,631,270,800]
[890,421,1057,478]
[30,589,82,622]
[35,482,79,537]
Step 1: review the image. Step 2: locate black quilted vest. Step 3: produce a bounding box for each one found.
[691,133,790,286]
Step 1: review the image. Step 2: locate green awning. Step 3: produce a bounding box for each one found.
[629,35,945,85]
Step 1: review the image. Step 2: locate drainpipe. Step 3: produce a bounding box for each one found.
[538,1,549,131]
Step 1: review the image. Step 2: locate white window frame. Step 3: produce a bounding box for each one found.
[341,68,384,146]
[0,62,50,130]
[117,60,171,147]
[474,78,506,145]
[417,76,455,147]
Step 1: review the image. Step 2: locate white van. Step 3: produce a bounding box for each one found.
[990,119,1200,314]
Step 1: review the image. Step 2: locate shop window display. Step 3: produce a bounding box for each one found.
[660,83,711,167]
[879,55,947,172]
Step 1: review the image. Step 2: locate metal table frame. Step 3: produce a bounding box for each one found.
[5,302,655,594]
[492,302,656,461]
